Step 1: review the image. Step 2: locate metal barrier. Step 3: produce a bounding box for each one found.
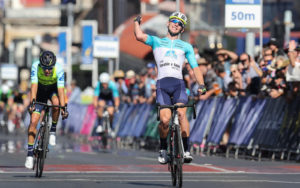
[17,96,300,161]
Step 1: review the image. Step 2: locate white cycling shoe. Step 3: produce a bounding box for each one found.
[25,156,34,169]
[49,132,56,146]
[184,152,193,163]
[96,125,104,133]
[158,150,168,164]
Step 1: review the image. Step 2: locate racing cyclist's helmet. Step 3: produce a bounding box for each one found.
[99,72,110,84]
[169,11,187,26]
[39,51,56,69]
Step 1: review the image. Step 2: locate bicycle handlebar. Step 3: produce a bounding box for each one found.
[33,101,66,109]
[156,103,197,121]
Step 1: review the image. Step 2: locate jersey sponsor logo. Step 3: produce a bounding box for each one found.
[31,70,35,77]
[165,50,177,59]
[59,76,64,81]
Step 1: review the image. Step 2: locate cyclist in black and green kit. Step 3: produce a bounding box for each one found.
[25,51,68,169]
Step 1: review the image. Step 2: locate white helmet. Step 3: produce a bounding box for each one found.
[169,12,187,25]
[99,72,110,83]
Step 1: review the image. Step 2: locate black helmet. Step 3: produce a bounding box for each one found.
[39,51,56,69]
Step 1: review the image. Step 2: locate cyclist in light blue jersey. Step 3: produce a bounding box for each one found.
[93,72,120,135]
[134,12,207,164]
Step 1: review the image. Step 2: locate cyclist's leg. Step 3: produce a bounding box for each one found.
[48,88,60,146]
[27,111,42,155]
[156,87,172,149]
[156,87,172,164]
[25,105,42,169]
[177,106,190,149]
[96,100,106,133]
[106,100,114,127]
[27,86,47,156]
[173,80,192,161]
[50,94,60,133]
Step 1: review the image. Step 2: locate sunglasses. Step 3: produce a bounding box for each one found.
[170,19,184,28]
[40,65,53,71]
[240,59,248,63]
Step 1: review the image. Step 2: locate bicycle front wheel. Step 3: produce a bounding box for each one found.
[35,126,43,177]
[36,123,49,178]
[175,125,183,187]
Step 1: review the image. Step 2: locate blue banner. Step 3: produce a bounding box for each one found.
[226,0,260,5]
[82,25,93,64]
[58,31,67,65]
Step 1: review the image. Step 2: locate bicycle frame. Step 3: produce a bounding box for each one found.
[32,101,65,178]
[157,103,196,187]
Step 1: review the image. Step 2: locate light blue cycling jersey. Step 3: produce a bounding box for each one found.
[94,80,119,98]
[145,35,198,80]
[31,60,65,88]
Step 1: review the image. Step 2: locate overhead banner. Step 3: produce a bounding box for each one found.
[93,35,119,58]
[225,0,261,28]
[81,21,97,66]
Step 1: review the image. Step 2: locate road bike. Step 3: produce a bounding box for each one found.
[96,106,115,149]
[32,101,65,177]
[157,103,196,187]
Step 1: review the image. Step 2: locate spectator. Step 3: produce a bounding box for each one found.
[113,70,128,102]
[267,38,286,57]
[227,81,239,98]
[286,40,300,99]
[67,80,81,104]
[145,63,156,98]
[146,62,156,76]
[230,64,246,96]
[262,47,274,66]
[197,58,219,100]
[215,49,238,75]
[266,56,289,98]
[238,53,262,95]
[215,63,231,95]
[137,69,148,104]
[125,70,139,104]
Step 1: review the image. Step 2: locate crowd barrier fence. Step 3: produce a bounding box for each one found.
[18,96,300,161]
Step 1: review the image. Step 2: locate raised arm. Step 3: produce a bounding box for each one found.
[216,49,238,63]
[134,15,148,43]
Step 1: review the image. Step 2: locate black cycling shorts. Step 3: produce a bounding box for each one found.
[34,83,58,114]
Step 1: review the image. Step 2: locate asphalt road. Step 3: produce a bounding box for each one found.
[1,133,300,188]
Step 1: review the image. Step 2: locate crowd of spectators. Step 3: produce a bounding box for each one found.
[108,38,300,105]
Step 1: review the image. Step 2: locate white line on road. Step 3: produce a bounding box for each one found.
[189,163,237,173]
[0,178,300,184]
[2,170,300,175]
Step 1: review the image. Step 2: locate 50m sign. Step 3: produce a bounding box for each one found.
[225,0,261,28]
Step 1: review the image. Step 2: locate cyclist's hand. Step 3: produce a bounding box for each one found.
[28,99,36,114]
[134,15,142,25]
[198,84,207,95]
[61,106,69,120]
